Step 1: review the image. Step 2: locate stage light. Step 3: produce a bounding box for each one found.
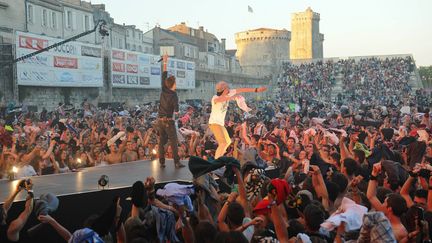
[12,166,18,173]
[77,158,82,164]
[152,149,157,155]
[98,175,109,189]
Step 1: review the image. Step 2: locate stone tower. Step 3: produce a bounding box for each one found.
[290,7,324,60]
[235,28,291,77]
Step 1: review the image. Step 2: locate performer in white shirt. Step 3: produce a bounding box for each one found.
[208,81,267,159]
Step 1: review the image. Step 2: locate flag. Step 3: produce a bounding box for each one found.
[248,5,253,13]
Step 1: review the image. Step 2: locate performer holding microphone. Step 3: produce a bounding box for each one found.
[156,54,185,169]
[208,81,267,159]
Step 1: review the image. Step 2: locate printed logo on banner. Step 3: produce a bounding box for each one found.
[126,64,138,73]
[112,50,125,60]
[20,55,49,66]
[139,66,149,74]
[19,36,49,50]
[151,67,160,75]
[59,72,74,82]
[140,77,150,85]
[127,53,138,62]
[81,46,101,58]
[127,76,138,84]
[52,44,77,55]
[187,63,194,70]
[112,62,125,72]
[113,74,126,84]
[169,60,175,68]
[54,56,78,69]
[82,74,102,83]
[176,61,185,69]
[177,70,186,78]
[139,55,150,64]
[19,70,50,82]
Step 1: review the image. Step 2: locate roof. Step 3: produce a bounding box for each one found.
[159,28,197,46]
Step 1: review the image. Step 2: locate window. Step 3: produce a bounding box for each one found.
[27,4,33,23]
[42,9,48,26]
[84,15,90,31]
[66,11,72,28]
[51,12,57,29]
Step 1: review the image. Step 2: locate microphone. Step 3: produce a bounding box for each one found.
[157,57,163,63]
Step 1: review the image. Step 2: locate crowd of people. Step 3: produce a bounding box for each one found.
[0,55,432,242]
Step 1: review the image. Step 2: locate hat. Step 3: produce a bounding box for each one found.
[253,198,271,215]
[268,179,291,205]
[69,228,103,243]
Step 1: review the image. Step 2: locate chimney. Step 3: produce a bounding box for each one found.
[199,26,204,31]
[181,22,186,25]
[221,38,226,52]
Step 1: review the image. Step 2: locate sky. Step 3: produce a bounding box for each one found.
[91,0,432,66]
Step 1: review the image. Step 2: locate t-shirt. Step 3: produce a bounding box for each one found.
[209,90,236,126]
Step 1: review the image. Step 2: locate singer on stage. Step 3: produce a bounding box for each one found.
[156,54,185,169]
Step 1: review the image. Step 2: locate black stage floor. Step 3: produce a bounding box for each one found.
[0,159,192,204]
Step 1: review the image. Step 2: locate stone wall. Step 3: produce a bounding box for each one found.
[235,28,290,77]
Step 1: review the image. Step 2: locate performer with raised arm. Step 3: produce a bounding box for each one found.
[208,81,267,159]
[156,54,185,169]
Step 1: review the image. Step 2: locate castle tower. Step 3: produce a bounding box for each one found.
[290,7,324,60]
[235,28,291,77]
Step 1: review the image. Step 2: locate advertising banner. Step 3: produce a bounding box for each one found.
[15,31,103,87]
[166,58,195,89]
[111,49,161,88]
[110,49,195,89]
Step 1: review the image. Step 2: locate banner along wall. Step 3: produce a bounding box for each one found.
[111,49,162,88]
[15,31,103,87]
[111,49,195,89]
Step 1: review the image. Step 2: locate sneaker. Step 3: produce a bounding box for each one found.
[175,162,185,169]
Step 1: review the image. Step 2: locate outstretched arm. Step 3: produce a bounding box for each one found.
[235,86,267,94]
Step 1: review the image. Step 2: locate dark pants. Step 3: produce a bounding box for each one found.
[156,119,180,165]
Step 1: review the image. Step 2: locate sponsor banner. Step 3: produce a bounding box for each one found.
[167,57,195,89]
[113,74,126,84]
[19,35,49,50]
[112,50,125,60]
[15,31,103,87]
[112,62,125,72]
[126,64,138,74]
[111,49,161,88]
[110,49,195,89]
[127,53,138,62]
[54,56,78,69]
[81,46,101,58]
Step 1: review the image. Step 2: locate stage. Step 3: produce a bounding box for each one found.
[0,159,193,204]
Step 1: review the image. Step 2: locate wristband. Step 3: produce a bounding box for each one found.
[255,88,258,93]
[408,171,418,178]
[370,175,378,181]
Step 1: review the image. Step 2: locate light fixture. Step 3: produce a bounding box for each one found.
[12,166,18,173]
[77,158,82,164]
[152,149,157,155]
[98,175,109,189]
